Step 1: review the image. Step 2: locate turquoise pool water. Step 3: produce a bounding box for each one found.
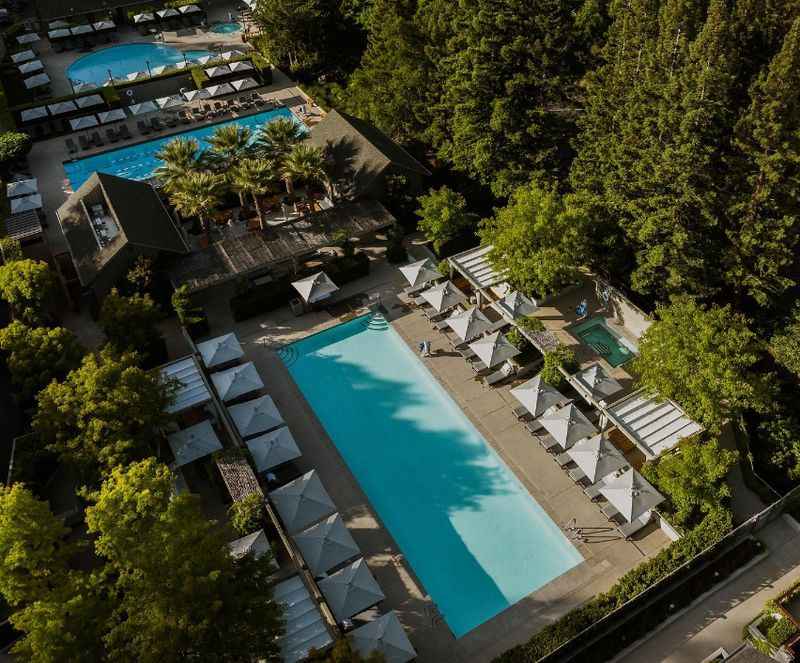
[66,43,212,87]
[210,22,241,33]
[572,317,635,367]
[63,107,297,190]
[280,315,582,637]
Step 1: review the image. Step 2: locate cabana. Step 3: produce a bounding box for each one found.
[126,71,148,82]
[75,94,104,108]
[197,332,244,370]
[599,468,664,522]
[293,271,339,304]
[228,395,284,438]
[468,331,520,369]
[246,426,302,473]
[48,100,78,115]
[569,362,623,406]
[69,115,99,131]
[10,195,43,213]
[24,73,51,89]
[49,19,70,29]
[318,558,386,622]
[220,49,244,60]
[273,576,334,663]
[156,7,180,18]
[7,178,38,198]
[167,419,222,467]
[179,4,203,13]
[420,280,467,313]
[72,82,97,94]
[349,612,416,663]
[93,20,116,31]
[445,306,492,342]
[566,433,628,484]
[269,470,336,533]
[510,375,566,418]
[98,109,127,124]
[20,106,47,122]
[448,243,506,307]
[160,356,211,414]
[293,513,360,576]
[210,361,264,402]
[537,403,597,451]
[5,210,43,244]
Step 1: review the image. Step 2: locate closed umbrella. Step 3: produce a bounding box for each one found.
[11,50,36,64]
[211,361,264,402]
[98,109,127,124]
[599,468,664,522]
[573,363,623,402]
[269,470,336,533]
[510,375,566,418]
[7,178,38,198]
[167,419,222,467]
[468,331,520,368]
[293,513,361,576]
[24,73,50,89]
[16,33,40,45]
[292,271,338,304]
[566,433,628,484]
[228,395,284,438]
[155,94,184,109]
[420,280,467,313]
[197,333,244,368]
[18,60,43,74]
[127,101,158,115]
[349,612,416,663]
[206,83,235,97]
[20,106,47,122]
[10,194,43,213]
[70,24,93,35]
[183,88,211,101]
[318,558,385,622]
[69,115,99,131]
[48,100,78,115]
[445,306,492,342]
[399,257,441,289]
[75,94,103,108]
[538,403,597,451]
[246,426,301,472]
[231,78,258,91]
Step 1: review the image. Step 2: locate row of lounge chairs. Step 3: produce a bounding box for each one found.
[66,124,133,153]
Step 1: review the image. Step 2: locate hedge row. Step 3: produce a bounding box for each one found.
[230,252,371,322]
[494,508,735,662]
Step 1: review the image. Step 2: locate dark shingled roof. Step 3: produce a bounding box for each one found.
[56,172,188,287]
[307,110,429,197]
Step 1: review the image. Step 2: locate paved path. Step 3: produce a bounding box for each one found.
[620,515,800,663]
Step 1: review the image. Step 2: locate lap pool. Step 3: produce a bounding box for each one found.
[63,107,297,190]
[279,315,582,637]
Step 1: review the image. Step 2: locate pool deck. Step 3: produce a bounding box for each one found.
[195,244,671,662]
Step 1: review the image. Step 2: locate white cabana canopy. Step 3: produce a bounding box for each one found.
[445,306,491,342]
[20,106,48,122]
[599,468,664,522]
[420,280,467,313]
[167,419,222,467]
[211,361,264,402]
[206,83,235,97]
[128,101,158,115]
[205,64,232,78]
[11,50,36,63]
[75,94,104,108]
[69,114,98,130]
[93,20,116,30]
[400,258,442,288]
[228,395,284,438]
[10,194,43,213]
[18,60,43,74]
[319,558,386,622]
[48,100,78,115]
[133,12,155,22]
[160,356,211,414]
[293,272,339,304]
[17,33,41,45]
[269,470,337,533]
[183,88,211,101]
[246,426,301,472]
[510,375,566,418]
[70,24,93,35]
[566,433,628,484]
[538,403,598,451]
[349,611,416,663]
[293,513,360,576]
[468,331,520,368]
[157,7,180,17]
[98,108,127,123]
[572,362,624,403]
[231,77,258,91]
[7,178,38,198]
[197,333,244,368]
[229,60,254,72]
[156,94,184,109]
[24,73,50,89]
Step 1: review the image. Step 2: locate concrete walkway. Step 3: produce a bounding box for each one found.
[620,515,800,663]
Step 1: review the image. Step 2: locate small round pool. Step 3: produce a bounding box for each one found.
[210,21,241,33]
[66,43,213,87]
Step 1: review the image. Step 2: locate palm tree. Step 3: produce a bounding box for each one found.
[282,143,328,195]
[255,117,304,165]
[154,138,207,193]
[207,124,254,179]
[230,158,276,231]
[169,172,225,242]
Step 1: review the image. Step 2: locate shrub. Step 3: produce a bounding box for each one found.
[539,345,577,387]
[0,237,23,263]
[190,66,208,90]
[506,328,528,351]
[438,259,450,278]
[767,616,797,647]
[229,492,264,535]
[517,315,545,333]
[0,131,31,165]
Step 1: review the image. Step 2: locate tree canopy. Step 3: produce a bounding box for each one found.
[415,186,473,252]
[99,288,163,359]
[0,131,32,166]
[0,259,56,325]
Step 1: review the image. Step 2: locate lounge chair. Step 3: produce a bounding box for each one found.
[178,111,191,124]
[137,120,150,135]
[164,115,177,128]
[118,124,132,139]
[513,405,530,420]
[150,118,163,131]
[485,362,515,387]
[600,502,619,521]
[79,134,91,150]
[537,434,560,451]
[584,482,604,500]
[65,137,78,154]
[470,360,489,375]
[554,452,572,468]
[568,466,587,484]
[432,318,450,332]
[618,513,651,539]
[106,128,118,143]
[90,131,103,146]
[458,346,476,360]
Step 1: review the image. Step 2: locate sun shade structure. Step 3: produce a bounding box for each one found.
[48,28,71,38]
[70,24,93,35]
[449,244,505,292]
[420,280,467,313]
[18,60,43,74]
[126,71,148,82]
[183,88,211,101]
[160,356,211,414]
[197,333,244,369]
[274,575,334,663]
[399,257,441,289]
[5,210,42,242]
[205,64,232,77]
[195,55,214,65]
[510,375,566,418]
[293,513,360,576]
[319,558,386,622]
[445,306,492,342]
[269,470,337,533]
[220,49,244,60]
[133,12,155,22]
[493,291,537,320]
[156,94,184,109]
[127,101,158,115]
[179,4,202,12]
[10,195,43,213]
[349,611,416,663]
[228,395,285,438]
[206,83,235,97]
[24,73,51,89]
[468,331,520,368]
[7,179,38,198]
[211,361,263,402]
[70,115,99,130]
[72,82,97,93]
[246,426,302,473]
[49,19,70,28]
[229,60,254,72]
[11,50,36,63]
[93,20,116,31]
[599,468,664,522]
[98,109,127,124]
[20,106,47,122]
[567,433,628,484]
[75,94,104,108]
[17,33,40,45]
[293,271,339,304]
[538,403,598,451]
[228,530,277,568]
[571,362,623,403]
[231,77,258,91]
[157,7,180,17]
[167,419,222,467]
[48,100,78,115]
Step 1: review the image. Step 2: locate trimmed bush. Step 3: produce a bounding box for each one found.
[540,345,577,387]
[767,616,798,648]
[0,131,31,165]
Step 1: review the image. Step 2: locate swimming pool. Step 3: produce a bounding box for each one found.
[63,107,297,190]
[210,22,241,33]
[280,315,582,637]
[571,317,636,367]
[66,43,212,87]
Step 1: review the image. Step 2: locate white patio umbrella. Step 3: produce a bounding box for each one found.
[17,33,40,45]
[228,530,275,564]
[399,258,441,289]
[98,109,126,123]
[7,178,38,198]
[133,12,155,23]
[228,395,284,438]
[70,24,93,35]
[69,115,98,131]
[179,4,202,12]
[566,433,628,484]
[211,361,264,402]
[349,611,416,663]
[293,513,360,576]
[10,194,43,213]
[167,419,222,467]
[150,65,169,76]
[468,331,520,368]
[157,7,180,17]
[420,280,467,313]
[269,470,336,533]
[230,78,258,91]
[194,55,214,65]
[155,94,184,109]
[127,101,158,115]
[48,100,78,115]
[49,19,70,29]
[220,49,243,60]
[229,60,254,72]
[75,94,103,108]
[93,20,116,31]
[126,71,148,82]
[493,290,537,320]
[205,64,231,78]
[18,60,43,74]
[183,88,211,101]
[72,81,97,93]
[11,50,36,64]
[206,83,235,97]
[319,558,386,622]
[293,272,339,304]
[599,468,665,522]
[573,362,623,402]
[510,375,566,418]
[538,403,598,451]
[197,333,244,368]
[24,73,50,89]
[48,28,70,39]
[172,61,189,70]
[445,306,492,342]
[246,426,301,472]
[19,106,47,122]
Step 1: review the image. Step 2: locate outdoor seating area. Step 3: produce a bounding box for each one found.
[46,16,118,52]
[4,174,45,244]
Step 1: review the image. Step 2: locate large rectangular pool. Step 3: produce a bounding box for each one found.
[63,107,297,190]
[280,315,582,637]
